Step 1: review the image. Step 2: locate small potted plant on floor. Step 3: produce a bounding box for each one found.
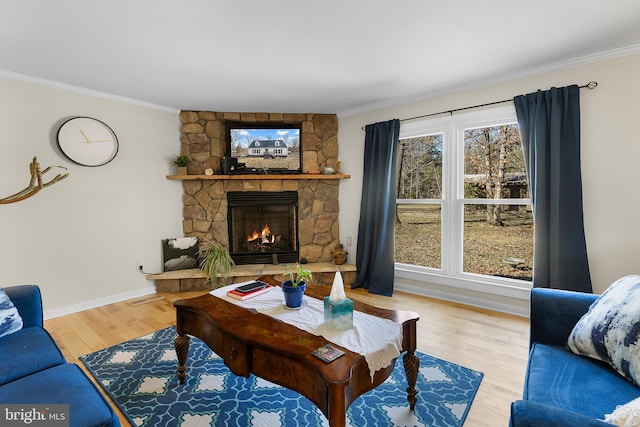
[281,263,313,308]
[198,239,235,289]
[172,155,190,175]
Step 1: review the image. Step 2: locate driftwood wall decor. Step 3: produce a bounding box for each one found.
[0,156,69,204]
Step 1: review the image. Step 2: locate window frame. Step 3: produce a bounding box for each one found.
[395,105,533,298]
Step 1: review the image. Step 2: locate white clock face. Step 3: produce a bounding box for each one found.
[57,117,118,166]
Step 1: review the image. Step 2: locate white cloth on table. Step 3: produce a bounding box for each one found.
[211,282,403,380]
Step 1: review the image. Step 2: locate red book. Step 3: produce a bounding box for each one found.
[227,286,272,300]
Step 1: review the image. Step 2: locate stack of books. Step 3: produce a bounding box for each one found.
[226,283,272,300]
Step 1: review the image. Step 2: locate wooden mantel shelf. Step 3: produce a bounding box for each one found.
[167,173,350,181]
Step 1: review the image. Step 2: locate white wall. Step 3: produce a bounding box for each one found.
[338,53,640,305]
[0,76,184,316]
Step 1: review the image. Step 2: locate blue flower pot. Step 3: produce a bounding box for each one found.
[281,280,306,308]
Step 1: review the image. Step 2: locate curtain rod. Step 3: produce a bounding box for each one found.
[362,81,598,129]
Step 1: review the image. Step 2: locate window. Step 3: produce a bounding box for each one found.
[395,106,532,290]
[396,133,443,270]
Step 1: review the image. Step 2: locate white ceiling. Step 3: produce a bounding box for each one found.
[2,1,640,115]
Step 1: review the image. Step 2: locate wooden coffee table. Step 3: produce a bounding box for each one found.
[174,278,419,427]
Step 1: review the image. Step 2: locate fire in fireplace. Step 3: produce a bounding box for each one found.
[227,191,298,265]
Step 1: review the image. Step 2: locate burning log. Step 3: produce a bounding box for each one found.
[245,224,288,251]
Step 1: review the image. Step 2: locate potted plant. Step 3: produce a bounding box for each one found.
[281,263,312,308]
[172,155,190,175]
[198,239,235,289]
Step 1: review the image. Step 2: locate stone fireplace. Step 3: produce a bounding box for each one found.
[178,111,342,263]
[227,191,299,265]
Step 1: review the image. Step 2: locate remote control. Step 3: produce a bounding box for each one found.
[234,281,268,294]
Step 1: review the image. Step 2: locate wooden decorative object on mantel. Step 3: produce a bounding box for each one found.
[0,156,69,204]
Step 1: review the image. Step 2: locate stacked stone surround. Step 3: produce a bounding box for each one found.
[178,111,342,263]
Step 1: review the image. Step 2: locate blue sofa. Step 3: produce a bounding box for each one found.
[0,285,120,427]
[510,288,640,426]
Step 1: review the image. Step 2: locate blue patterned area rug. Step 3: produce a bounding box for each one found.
[80,326,482,427]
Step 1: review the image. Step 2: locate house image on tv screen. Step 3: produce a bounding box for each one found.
[247,139,289,158]
[229,127,302,173]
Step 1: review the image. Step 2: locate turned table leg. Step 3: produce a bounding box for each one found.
[403,350,420,411]
[175,334,190,384]
[327,384,347,427]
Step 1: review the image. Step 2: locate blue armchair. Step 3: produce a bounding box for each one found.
[510,288,640,426]
[0,285,120,427]
[0,285,66,386]
[4,284,44,328]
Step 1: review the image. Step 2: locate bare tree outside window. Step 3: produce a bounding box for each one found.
[397,135,443,200]
[464,124,524,225]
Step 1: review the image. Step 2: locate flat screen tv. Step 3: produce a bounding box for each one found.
[227,123,302,174]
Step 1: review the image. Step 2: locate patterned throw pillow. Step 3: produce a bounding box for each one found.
[0,288,24,338]
[568,275,640,387]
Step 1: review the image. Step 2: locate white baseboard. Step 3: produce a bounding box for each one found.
[394,281,530,318]
[42,280,529,320]
[44,285,157,320]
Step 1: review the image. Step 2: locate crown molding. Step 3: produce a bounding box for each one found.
[337,43,640,118]
[0,69,180,114]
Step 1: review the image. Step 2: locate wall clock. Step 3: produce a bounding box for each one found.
[56,117,119,166]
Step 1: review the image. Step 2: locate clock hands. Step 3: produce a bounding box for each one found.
[79,129,111,143]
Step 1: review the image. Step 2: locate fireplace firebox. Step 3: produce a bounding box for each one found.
[227,191,299,265]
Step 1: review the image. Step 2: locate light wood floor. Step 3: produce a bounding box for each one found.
[44,287,530,426]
